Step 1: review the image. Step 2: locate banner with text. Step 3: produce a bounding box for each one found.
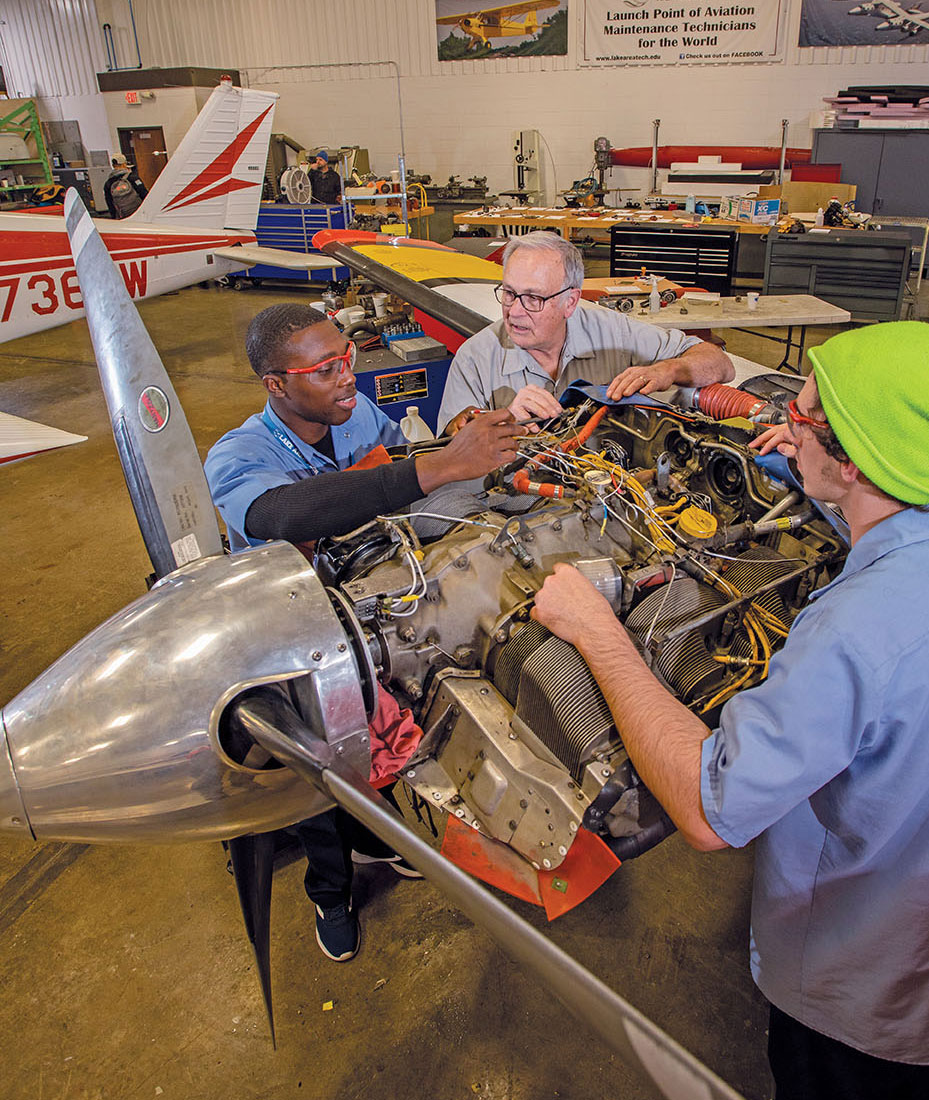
[582,0,786,65]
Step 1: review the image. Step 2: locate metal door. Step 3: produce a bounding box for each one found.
[117,126,167,190]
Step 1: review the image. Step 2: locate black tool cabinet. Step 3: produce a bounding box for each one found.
[762,228,911,322]
[609,225,739,295]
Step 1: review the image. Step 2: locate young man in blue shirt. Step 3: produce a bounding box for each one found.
[533,322,929,1099]
[205,303,521,963]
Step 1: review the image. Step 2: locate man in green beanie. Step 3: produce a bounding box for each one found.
[532,321,929,1099]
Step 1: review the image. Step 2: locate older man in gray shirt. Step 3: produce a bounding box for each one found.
[437,232,733,435]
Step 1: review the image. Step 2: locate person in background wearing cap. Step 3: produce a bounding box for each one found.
[533,321,929,1099]
[103,152,147,218]
[309,150,342,205]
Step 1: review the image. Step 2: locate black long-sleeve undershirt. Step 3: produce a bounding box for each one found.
[244,456,423,543]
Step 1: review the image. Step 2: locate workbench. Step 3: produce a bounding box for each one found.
[453,206,775,240]
[635,293,851,371]
[352,204,435,239]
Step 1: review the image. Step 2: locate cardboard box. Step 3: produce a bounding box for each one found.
[759,182,856,215]
[738,197,780,224]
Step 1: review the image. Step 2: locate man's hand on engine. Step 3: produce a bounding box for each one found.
[532,562,621,651]
[415,408,521,494]
[508,384,563,426]
[749,422,797,458]
[444,405,482,436]
[606,361,679,401]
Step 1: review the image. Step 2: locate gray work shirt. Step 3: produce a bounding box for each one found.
[437,303,701,432]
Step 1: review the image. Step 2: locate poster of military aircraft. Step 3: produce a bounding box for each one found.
[799,0,929,44]
[845,0,929,33]
[436,0,567,58]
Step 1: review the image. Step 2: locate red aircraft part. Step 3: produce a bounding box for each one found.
[609,146,812,170]
[697,383,769,421]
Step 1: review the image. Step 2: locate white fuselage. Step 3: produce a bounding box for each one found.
[0,212,255,342]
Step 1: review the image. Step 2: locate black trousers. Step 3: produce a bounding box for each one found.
[768,1003,929,1100]
[294,785,400,909]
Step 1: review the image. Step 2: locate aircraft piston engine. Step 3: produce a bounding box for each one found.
[0,401,845,872]
[312,400,847,869]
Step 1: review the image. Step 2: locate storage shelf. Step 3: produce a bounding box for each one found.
[0,99,53,204]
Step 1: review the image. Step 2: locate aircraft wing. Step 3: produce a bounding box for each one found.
[0,412,87,465]
[310,230,661,347]
[489,0,560,16]
[313,229,501,345]
[211,245,345,271]
[900,9,929,28]
[437,0,557,21]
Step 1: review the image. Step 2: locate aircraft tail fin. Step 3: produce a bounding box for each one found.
[129,80,278,231]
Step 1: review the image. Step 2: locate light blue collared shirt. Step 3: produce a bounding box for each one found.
[204,397,404,551]
[702,507,929,1063]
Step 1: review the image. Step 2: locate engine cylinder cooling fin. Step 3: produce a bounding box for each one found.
[492,620,617,782]
[625,577,728,701]
[719,545,796,591]
[722,546,798,637]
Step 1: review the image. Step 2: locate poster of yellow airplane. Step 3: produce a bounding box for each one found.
[436,0,567,58]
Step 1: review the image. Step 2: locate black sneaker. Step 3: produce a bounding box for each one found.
[314,902,360,962]
[351,850,425,879]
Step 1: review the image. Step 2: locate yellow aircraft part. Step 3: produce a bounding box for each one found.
[352,244,502,285]
[678,506,718,541]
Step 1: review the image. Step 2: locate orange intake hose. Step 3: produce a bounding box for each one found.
[697,384,767,421]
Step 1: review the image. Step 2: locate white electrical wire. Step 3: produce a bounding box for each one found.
[378,511,497,530]
[643,562,678,648]
[598,494,667,557]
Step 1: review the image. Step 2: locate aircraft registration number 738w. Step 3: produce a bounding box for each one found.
[0,78,340,344]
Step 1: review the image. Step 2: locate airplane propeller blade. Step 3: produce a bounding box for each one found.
[63,189,224,580]
[230,688,747,1100]
[64,189,277,1031]
[227,833,278,1047]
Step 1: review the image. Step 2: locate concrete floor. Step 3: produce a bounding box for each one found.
[0,274,871,1100]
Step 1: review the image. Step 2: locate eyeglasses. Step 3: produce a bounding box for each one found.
[270,343,357,380]
[786,398,829,431]
[494,284,573,313]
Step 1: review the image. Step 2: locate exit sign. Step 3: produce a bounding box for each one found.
[125,90,140,105]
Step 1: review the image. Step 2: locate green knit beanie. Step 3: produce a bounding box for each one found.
[807,321,929,505]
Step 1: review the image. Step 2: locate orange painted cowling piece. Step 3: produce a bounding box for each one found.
[441,814,621,920]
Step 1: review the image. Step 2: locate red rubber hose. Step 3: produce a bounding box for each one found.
[697,384,767,421]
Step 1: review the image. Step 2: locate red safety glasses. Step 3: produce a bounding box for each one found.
[271,343,357,378]
[786,398,829,431]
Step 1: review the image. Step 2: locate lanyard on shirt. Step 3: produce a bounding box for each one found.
[260,408,332,472]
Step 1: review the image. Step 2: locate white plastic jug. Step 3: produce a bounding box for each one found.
[649,276,661,314]
[400,406,434,443]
